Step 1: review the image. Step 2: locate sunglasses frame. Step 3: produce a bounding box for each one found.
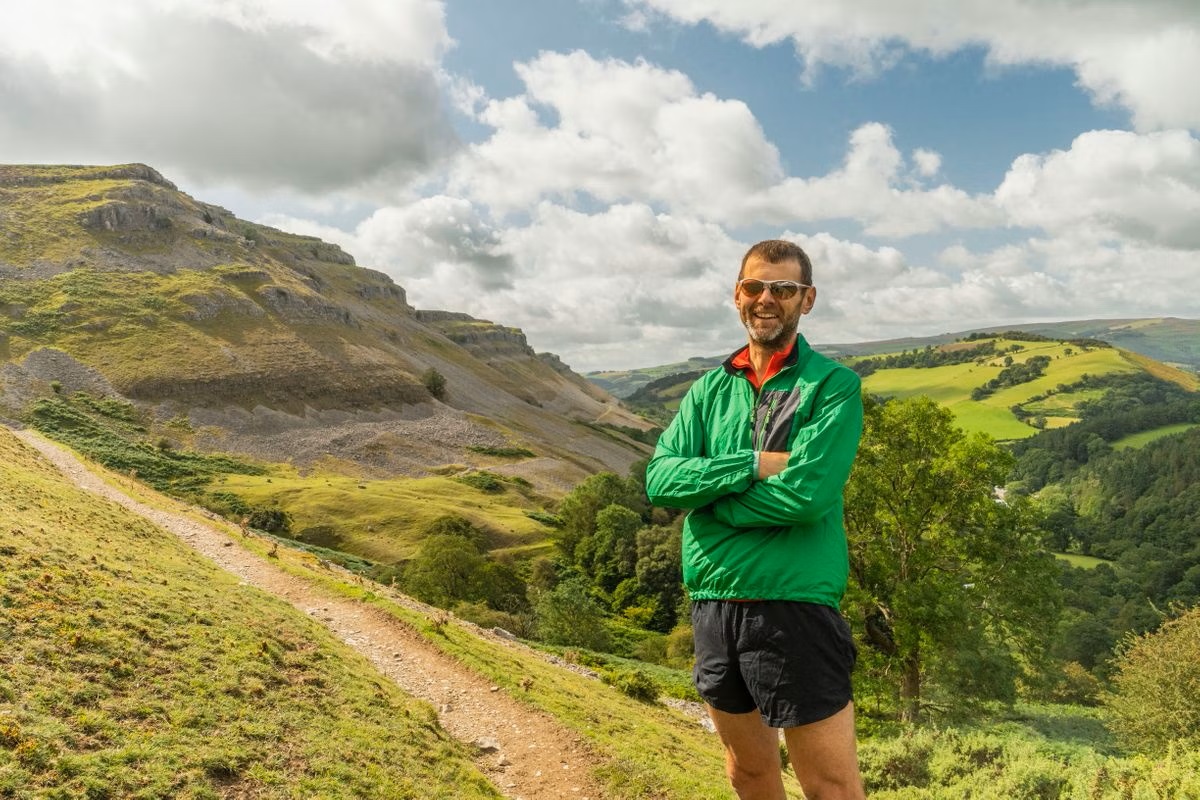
[736,278,813,300]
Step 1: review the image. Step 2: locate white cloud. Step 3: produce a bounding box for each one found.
[0,0,456,192]
[995,129,1200,249]
[912,149,942,178]
[269,198,752,371]
[453,51,997,236]
[624,0,1200,131]
[451,50,784,220]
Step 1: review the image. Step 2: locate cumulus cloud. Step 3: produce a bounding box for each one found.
[995,129,1200,249]
[0,0,456,192]
[624,0,1200,131]
[271,197,754,370]
[452,51,997,236]
[450,50,784,220]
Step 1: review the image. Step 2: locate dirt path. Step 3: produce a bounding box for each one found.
[14,430,607,800]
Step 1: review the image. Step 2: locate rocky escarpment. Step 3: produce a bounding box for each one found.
[415,310,537,361]
[123,364,430,411]
[0,163,177,189]
[0,163,654,485]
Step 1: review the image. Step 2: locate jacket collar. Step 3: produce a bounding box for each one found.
[722,333,809,378]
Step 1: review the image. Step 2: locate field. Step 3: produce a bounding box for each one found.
[861,341,1140,439]
[215,467,559,563]
[1055,553,1113,569]
[1112,422,1200,450]
[6,427,1200,798]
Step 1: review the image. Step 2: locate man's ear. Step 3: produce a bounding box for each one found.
[801,286,817,315]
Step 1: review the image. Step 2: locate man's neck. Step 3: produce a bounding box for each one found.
[746,333,798,381]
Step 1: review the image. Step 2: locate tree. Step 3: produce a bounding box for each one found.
[633,524,683,632]
[421,367,447,400]
[1106,605,1200,753]
[583,504,642,593]
[533,577,611,651]
[554,472,646,562]
[845,396,1061,722]
[403,534,485,608]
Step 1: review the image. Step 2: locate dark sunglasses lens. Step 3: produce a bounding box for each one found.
[772,282,798,300]
[740,279,766,296]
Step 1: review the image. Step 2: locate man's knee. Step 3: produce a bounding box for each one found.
[726,753,782,796]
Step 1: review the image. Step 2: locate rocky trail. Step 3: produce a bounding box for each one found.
[14,429,609,800]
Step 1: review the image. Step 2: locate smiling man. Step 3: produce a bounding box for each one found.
[646,240,865,799]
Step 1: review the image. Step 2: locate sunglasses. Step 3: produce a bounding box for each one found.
[737,279,812,300]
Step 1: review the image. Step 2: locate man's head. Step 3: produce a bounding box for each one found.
[734,239,816,350]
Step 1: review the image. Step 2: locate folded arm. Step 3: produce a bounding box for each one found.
[645,381,755,509]
[710,372,863,528]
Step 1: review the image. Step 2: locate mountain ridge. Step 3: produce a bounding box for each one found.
[0,163,651,491]
[589,317,1200,399]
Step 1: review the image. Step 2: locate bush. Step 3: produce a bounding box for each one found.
[1105,606,1200,753]
[454,471,505,493]
[606,669,660,703]
[421,367,447,400]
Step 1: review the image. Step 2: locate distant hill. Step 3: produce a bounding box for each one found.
[601,331,1199,441]
[588,318,1199,400]
[0,164,651,494]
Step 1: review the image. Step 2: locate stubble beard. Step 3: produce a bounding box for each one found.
[741,305,799,350]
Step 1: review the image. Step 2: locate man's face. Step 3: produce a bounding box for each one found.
[734,255,816,349]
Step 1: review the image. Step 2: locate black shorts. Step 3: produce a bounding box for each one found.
[692,600,857,728]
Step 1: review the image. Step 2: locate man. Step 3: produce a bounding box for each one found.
[645,240,865,799]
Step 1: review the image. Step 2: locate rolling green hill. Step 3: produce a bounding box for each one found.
[606,333,1197,442]
[587,318,1199,400]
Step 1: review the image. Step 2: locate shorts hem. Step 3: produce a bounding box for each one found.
[763,697,853,729]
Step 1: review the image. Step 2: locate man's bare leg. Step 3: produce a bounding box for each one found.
[708,706,787,799]
[782,702,865,800]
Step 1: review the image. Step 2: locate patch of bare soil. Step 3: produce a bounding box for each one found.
[15,429,608,800]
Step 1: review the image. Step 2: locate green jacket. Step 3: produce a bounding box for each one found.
[645,335,863,608]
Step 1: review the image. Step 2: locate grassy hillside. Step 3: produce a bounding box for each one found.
[0,163,650,492]
[215,467,559,563]
[606,335,1180,442]
[7,426,1200,798]
[590,317,1199,400]
[859,339,1143,439]
[0,428,498,799]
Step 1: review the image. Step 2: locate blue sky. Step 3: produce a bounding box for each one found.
[2,1,1198,371]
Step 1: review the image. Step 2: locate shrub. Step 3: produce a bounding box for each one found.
[454,471,505,493]
[606,669,660,703]
[1105,606,1200,753]
[421,367,447,400]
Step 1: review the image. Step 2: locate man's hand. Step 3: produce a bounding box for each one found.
[757,451,789,479]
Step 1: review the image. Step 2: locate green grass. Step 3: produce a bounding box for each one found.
[857,703,1200,799]
[16,429,1200,799]
[26,392,264,494]
[258,562,802,799]
[863,341,1140,439]
[0,428,499,799]
[1054,553,1113,569]
[215,468,558,564]
[1111,422,1200,450]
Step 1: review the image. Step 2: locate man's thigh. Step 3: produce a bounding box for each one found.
[783,702,864,800]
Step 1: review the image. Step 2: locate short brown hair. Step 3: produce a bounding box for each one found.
[738,239,813,285]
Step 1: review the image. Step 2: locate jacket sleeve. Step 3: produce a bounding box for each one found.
[709,370,862,527]
[645,377,756,509]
